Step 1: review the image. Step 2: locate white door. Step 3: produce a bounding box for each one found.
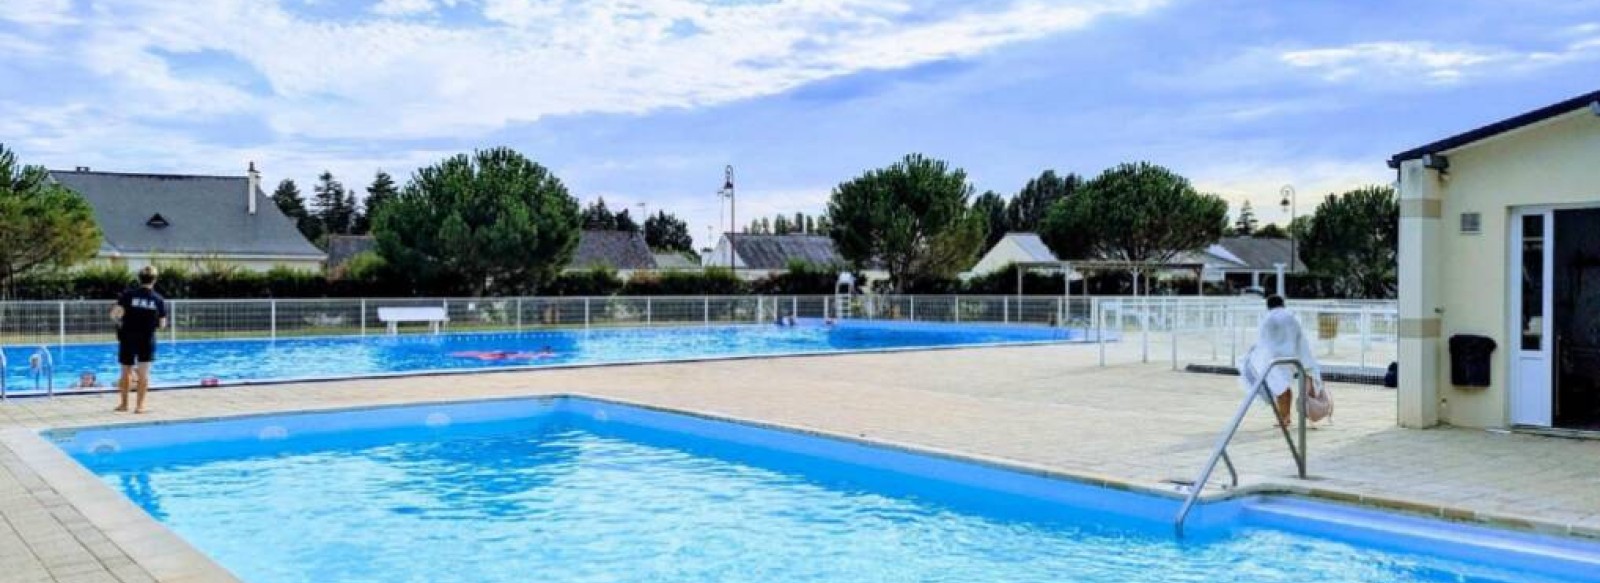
[1510,210,1554,427]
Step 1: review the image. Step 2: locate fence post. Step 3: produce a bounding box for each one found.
[1170,311,1178,371]
[57,301,65,351]
[169,301,177,343]
[704,296,710,326]
[360,299,368,336]
[1056,297,1063,328]
[584,298,591,330]
[270,299,277,340]
[1097,299,1106,367]
[909,296,915,322]
[1359,306,1371,369]
[1140,300,1149,364]
[515,298,523,332]
[1003,297,1009,324]
[646,297,653,326]
[792,295,798,319]
[954,295,961,323]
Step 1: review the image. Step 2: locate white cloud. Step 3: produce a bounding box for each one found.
[1,0,76,27]
[1280,38,1600,85]
[61,0,1164,140]
[1280,42,1501,83]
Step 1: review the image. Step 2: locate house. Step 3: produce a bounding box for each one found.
[702,234,848,280]
[49,165,325,272]
[1389,88,1600,431]
[966,233,1058,277]
[1193,237,1306,291]
[569,230,657,278]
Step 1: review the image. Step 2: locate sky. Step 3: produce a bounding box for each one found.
[3,0,1599,249]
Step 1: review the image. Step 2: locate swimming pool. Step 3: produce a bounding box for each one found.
[53,397,1600,583]
[2,320,1076,394]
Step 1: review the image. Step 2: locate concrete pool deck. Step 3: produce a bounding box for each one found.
[0,343,1597,581]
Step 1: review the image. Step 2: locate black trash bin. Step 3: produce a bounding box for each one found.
[1448,335,1497,387]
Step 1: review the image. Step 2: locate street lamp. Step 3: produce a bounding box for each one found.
[1280,184,1297,296]
[719,166,735,271]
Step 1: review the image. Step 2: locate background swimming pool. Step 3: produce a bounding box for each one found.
[2,320,1074,393]
[55,397,1600,583]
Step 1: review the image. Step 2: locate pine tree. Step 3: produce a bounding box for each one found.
[1233,201,1258,236]
[773,214,792,235]
[312,171,350,238]
[356,170,399,235]
[581,198,618,230]
[273,178,322,243]
[804,214,816,235]
[615,208,639,232]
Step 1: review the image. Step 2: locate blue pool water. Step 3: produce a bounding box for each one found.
[3,320,1072,393]
[54,397,1600,583]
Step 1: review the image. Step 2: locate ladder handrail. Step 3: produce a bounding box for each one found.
[32,346,55,398]
[0,349,7,400]
[1174,357,1309,537]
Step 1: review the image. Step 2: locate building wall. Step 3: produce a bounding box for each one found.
[90,254,324,274]
[1400,109,1600,428]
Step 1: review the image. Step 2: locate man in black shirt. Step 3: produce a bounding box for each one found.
[110,266,167,414]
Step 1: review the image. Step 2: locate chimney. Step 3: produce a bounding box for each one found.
[247,161,260,215]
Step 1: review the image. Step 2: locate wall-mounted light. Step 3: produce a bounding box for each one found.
[1422,153,1450,172]
[1590,100,1600,117]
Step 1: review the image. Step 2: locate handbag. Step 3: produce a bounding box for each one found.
[1304,378,1333,422]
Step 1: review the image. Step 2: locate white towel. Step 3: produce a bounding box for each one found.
[1238,308,1324,397]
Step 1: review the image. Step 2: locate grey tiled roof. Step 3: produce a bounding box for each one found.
[49,170,324,258]
[571,230,657,270]
[1212,237,1306,272]
[652,252,698,270]
[326,235,377,269]
[731,234,843,270]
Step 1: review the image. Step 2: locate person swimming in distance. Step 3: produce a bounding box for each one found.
[536,345,556,358]
[73,371,103,389]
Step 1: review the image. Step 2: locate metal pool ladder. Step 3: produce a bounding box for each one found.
[1173,357,1310,537]
[0,349,7,400]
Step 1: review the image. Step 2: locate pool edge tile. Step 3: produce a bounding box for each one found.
[0,428,243,583]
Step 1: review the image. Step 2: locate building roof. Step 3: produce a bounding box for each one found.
[1388,89,1600,167]
[729,234,844,270]
[571,230,657,270]
[651,252,698,270]
[49,170,324,259]
[1206,237,1305,273]
[998,232,1057,262]
[326,235,377,269]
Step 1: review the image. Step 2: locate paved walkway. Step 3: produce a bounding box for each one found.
[0,343,1597,581]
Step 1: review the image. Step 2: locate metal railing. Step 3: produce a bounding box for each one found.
[1173,357,1309,537]
[0,294,1397,369]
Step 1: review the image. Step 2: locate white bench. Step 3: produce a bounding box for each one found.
[377,307,449,335]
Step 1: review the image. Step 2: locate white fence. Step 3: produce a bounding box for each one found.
[0,295,1397,369]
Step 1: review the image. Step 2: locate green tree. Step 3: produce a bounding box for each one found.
[1301,185,1398,298]
[644,211,694,252]
[804,214,816,234]
[354,170,398,235]
[1232,200,1258,236]
[614,208,639,233]
[581,198,617,230]
[972,190,1008,249]
[773,214,792,235]
[312,171,353,239]
[373,147,581,295]
[1007,170,1079,233]
[272,178,322,243]
[0,145,100,295]
[1254,223,1288,239]
[826,153,986,292]
[1040,161,1228,262]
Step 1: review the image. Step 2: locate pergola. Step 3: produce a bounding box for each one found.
[1010,260,1210,303]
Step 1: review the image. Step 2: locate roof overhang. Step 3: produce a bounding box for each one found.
[1387,89,1600,168]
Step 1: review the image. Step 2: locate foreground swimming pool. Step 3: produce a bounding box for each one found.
[3,320,1072,393]
[52,397,1600,583]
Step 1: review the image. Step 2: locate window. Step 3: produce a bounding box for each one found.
[1460,212,1482,234]
[1521,214,1544,351]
